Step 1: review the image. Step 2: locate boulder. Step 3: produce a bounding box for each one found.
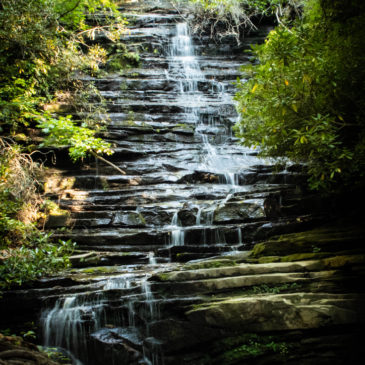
[213,200,265,223]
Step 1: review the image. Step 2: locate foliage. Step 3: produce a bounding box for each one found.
[106,43,140,72]
[0,0,124,134]
[40,346,72,364]
[37,114,112,161]
[205,333,290,364]
[0,139,76,290]
[0,236,75,290]
[0,1,129,288]
[175,0,302,42]
[234,0,365,190]
[0,139,44,246]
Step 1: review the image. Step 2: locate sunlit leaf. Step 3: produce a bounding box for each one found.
[251,83,258,93]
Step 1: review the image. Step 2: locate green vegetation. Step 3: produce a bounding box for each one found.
[39,347,72,364]
[0,0,128,289]
[177,0,298,41]
[106,43,140,71]
[234,0,365,190]
[183,259,236,270]
[249,282,301,294]
[37,114,113,161]
[201,333,290,364]
[0,238,75,290]
[0,141,75,289]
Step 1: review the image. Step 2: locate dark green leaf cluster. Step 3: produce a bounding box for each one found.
[37,113,112,160]
[200,333,290,364]
[0,237,75,290]
[234,0,365,190]
[0,0,122,154]
[0,1,123,288]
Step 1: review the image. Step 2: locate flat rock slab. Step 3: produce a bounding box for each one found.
[153,255,365,282]
[153,259,328,282]
[154,271,315,294]
[186,292,365,332]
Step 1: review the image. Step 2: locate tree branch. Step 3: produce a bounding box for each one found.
[58,0,82,20]
[89,151,126,175]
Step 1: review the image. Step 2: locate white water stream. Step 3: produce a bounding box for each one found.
[40,21,265,365]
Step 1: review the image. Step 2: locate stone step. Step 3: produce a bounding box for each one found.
[103,99,236,114]
[184,292,365,331]
[54,217,318,251]
[122,12,182,26]
[47,170,302,191]
[151,259,345,282]
[157,244,243,261]
[93,73,239,93]
[151,271,323,295]
[99,88,235,102]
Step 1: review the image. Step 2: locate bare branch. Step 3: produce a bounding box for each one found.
[89,151,126,175]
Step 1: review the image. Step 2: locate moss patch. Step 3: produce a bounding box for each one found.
[280,252,330,262]
[183,259,236,271]
[323,254,365,268]
[250,226,365,259]
[155,273,172,282]
[71,266,123,275]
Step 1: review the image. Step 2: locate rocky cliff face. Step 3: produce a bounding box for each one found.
[1,1,364,364]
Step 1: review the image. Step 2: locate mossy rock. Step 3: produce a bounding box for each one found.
[78,266,122,274]
[323,254,365,268]
[279,252,330,262]
[257,256,281,264]
[172,124,195,135]
[183,259,236,271]
[250,226,365,258]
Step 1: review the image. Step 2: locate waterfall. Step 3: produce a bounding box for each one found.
[42,295,105,364]
[38,12,268,365]
[167,22,243,192]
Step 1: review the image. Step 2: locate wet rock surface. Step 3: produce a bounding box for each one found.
[0,334,62,365]
[145,223,365,364]
[1,1,364,364]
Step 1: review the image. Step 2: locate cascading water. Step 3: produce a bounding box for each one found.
[40,272,163,365]
[166,22,245,249]
[169,210,185,247]
[167,22,244,192]
[39,15,269,365]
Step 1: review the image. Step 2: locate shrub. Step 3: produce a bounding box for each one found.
[234,0,365,190]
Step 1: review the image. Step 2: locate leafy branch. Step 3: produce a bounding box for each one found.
[37,114,126,174]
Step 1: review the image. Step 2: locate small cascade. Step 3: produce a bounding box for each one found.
[141,278,164,365]
[148,251,157,265]
[169,23,203,95]
[142,279,158,321]
[169,211,185,247]
[196,207,203,225]
[167,22,246,192]
[41,273,165,365]
[42,295,105,364]
[238,227,243,245]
